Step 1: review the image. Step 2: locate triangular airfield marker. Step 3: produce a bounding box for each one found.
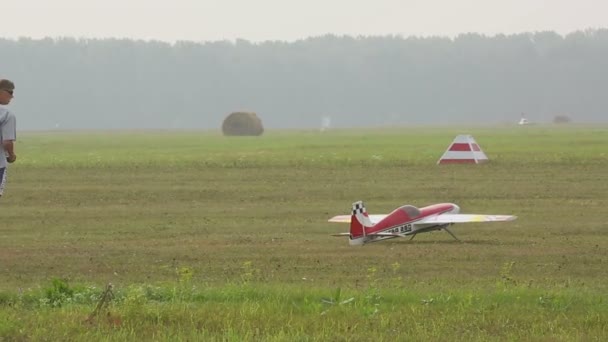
[437,135,489,164]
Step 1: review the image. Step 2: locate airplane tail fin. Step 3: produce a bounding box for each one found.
[350,201,372,244]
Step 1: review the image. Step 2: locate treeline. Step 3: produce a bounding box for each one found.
[1,30,607,130]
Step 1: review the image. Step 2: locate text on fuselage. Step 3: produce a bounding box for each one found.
[386,223,412,234]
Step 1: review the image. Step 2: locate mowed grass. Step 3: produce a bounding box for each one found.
[1,125,607,340]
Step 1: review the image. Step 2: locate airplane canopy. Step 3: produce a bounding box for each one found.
[399,205,421,219]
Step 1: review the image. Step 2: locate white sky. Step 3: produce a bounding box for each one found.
[3,0,607,42]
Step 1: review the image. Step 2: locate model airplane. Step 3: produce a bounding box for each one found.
[329,201,516,245]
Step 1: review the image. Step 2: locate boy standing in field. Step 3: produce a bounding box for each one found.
[0,79,17,197]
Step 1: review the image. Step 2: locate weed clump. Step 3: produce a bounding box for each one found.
[43,278,75,307]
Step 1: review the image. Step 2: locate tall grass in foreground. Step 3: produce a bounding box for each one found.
[0,278,606,341]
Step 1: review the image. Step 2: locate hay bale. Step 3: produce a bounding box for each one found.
[553,115,572,124]
[222,112,264,136]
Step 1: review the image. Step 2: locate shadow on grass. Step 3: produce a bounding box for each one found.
[384,239,522,246]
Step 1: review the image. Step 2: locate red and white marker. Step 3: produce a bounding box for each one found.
[437,135,488,164]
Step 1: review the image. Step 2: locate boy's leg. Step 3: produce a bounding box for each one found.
[0,167,6,197]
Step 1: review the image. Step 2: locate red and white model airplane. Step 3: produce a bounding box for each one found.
[329,201,516,245]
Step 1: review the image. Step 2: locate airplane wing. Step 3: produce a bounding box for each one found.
[328,215,387,224]
[368,232,409,237]
[331,232,407,238]
[418,214,517,224]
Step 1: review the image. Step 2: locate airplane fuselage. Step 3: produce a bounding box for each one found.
[360,203,459,244]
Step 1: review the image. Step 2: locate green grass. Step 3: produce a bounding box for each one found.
[1,125,607,340]
[0,283,606,341]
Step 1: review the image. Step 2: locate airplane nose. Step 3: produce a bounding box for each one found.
[452,204,460,214]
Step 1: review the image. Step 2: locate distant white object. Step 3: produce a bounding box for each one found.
[320,116,332,132]
[518,113,531,125]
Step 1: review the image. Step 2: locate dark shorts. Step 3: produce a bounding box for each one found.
[0,167,6,195]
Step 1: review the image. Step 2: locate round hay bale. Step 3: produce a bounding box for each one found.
[222,112,264,136]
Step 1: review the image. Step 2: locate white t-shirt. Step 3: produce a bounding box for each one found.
[0,107,17,169]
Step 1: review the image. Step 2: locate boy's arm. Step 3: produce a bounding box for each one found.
[1,111,17,163]
[3,140,16,163]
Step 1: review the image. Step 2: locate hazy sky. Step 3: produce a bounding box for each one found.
[4,0,607,42]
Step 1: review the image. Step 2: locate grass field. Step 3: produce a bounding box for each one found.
[1,125,607,340]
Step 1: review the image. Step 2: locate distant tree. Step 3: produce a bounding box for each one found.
[1,29,607,129]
